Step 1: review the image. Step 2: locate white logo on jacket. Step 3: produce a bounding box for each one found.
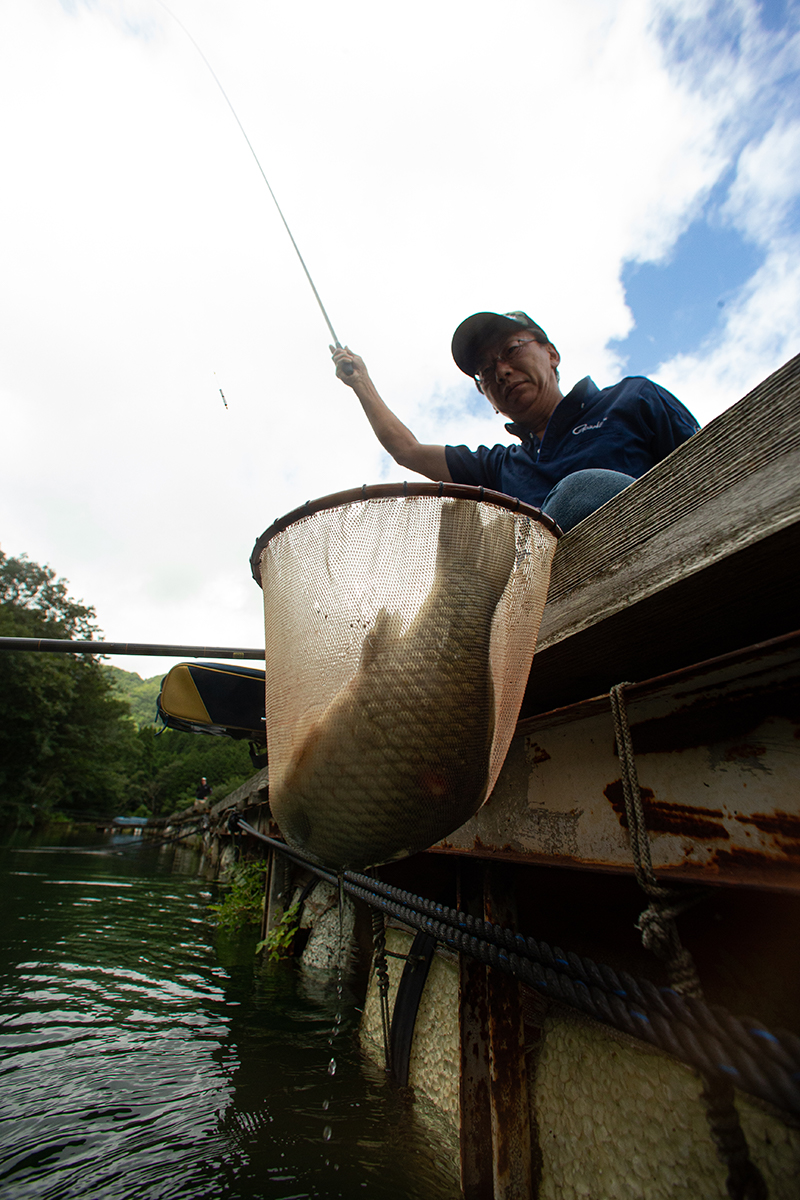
[572,417,607,435]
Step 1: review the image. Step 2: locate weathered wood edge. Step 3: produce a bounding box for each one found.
[537,353,800,651]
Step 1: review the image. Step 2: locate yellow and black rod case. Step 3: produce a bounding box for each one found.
[156,662,266,755]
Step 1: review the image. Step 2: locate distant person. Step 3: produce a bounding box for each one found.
[331,311,699,531]
[194,777,212,812]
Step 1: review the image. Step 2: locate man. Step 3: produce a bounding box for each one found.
[331,311,699,531]
[194,776,212,812]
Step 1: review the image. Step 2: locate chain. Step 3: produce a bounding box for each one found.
[371,908,393,1074]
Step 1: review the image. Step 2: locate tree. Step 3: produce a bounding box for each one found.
[124,724,254,818]
[0,550,139,827]
[101,665,256,817]
[103,665,163,727]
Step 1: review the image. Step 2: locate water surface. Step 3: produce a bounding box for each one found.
[0,829,459,1199]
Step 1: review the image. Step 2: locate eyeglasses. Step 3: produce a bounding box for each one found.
[475,338,537,386]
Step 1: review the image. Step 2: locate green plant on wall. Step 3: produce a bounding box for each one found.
[256,901,300,961]
[209,860,268,933]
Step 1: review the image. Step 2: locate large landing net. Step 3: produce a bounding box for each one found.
[251,484,559,870]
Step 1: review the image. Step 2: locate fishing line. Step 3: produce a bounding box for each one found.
[153,0,349,355]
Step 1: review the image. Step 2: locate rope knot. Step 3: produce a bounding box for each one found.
[635,902,704,996]
[636,902,677,955]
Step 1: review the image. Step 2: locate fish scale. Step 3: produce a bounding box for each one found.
[270,502,517,869]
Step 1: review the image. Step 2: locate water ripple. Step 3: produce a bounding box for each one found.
[1,838,459,1199]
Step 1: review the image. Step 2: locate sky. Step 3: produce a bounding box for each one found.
[1,0,799,680]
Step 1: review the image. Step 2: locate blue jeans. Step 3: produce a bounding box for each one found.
[542,469,636,533]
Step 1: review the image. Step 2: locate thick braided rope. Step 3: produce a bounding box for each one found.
[231,818,800,1119]
[344,875,800,1117]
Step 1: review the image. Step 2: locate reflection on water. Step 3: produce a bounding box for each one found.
[0,830,459,1200]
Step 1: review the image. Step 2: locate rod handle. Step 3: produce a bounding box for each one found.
[334,340,354,376]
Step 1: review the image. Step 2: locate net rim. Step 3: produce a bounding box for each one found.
[250,481,561,587]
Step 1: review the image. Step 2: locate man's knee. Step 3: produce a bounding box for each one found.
[542,469,636,532]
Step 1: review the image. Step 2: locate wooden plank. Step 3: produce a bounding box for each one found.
[522,353,800,713]
[259,850,274,943]
[542,351,800,640]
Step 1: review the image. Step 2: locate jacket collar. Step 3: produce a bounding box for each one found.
[504,377,598,444]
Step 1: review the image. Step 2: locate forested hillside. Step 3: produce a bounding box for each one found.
[0,549,138,828]
[0,550,256,829]
[103,665,162,726]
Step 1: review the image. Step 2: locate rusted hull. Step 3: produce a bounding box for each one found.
[436,633,800,892]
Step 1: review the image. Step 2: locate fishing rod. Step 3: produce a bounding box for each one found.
[155,0,353,371]
[0,637,264,661]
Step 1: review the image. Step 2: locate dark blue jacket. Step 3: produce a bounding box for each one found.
[444,376,699,508]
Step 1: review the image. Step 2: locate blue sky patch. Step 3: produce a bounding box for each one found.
[757,0,791,32]
[656,0,800,120]
[610,218,764,376]
[657,2,745,68]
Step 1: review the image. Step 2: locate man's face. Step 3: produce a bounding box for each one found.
[475,330,562,435]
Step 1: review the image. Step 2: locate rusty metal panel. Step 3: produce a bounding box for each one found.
[437,637,800,891]
[458,863,493,1200]
[459,954,493,1199]
[484,868,533,1199]
[457,863,534,1199]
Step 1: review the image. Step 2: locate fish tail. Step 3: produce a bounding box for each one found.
[477,509,517,602]
[436,501,516,601]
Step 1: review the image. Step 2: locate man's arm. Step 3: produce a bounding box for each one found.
[331,346,452,482]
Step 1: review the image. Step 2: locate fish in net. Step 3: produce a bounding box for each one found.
[258,493,555,870]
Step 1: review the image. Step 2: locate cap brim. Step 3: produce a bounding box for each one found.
[451,312,530,376]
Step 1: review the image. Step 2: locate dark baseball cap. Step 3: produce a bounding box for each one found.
[451,311,550,377]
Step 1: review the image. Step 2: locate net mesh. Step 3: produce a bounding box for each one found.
[260,495,557,870]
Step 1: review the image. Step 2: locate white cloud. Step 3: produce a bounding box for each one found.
[723,119,800,242]
[648,2,800,418]
[656,235,800,422]
[0,0,797,676]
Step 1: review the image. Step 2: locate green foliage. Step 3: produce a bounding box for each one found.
[210,860,268,933]
[103,665,163,727]
[124,725,254,819]
[103,665,255,818]
[0,550,258,829]
[0,550,141,827]
[0,551,98,637]
[256,901,300,961]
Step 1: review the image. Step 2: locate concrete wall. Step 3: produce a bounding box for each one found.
[361,927,461,1187]
[360,928,800,1199]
